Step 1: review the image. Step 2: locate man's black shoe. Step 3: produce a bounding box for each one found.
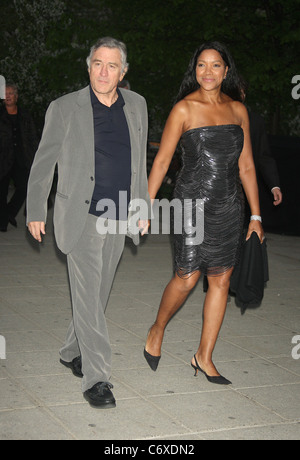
[0,226,7,232]
[60,356,83,378]
[84,382,116,409]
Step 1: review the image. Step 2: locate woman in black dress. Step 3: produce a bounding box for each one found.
[143,42,264,384]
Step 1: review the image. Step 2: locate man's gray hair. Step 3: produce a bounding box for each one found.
[6,82,18,95]
[86,37,129,73]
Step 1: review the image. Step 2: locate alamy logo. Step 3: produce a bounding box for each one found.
[291,335,300,360]
[291,75,300,100]
[0,335,6,360]
[0,75,6,99]
[95,192,205,246]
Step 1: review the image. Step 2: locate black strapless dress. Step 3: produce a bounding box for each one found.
[173,124,245,277]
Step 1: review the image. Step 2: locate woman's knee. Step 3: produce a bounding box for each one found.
[208,270,232,291]
[175,271,201,292]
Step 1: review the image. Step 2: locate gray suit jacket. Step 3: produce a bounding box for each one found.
[26,86,150,254]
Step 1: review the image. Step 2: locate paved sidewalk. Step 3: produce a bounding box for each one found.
[0,209,299,440]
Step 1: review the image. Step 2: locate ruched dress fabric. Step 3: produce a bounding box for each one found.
[173,124,245,277]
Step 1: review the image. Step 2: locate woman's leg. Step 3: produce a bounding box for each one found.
[145,270,201,357]
[192,268,233,377]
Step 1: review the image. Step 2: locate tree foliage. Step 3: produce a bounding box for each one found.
[0,0,299,137]
[0,0,66,127]
[95,0,299,137]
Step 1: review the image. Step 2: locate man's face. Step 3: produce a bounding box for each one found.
[88,46,126,99]
[5,87,18,107]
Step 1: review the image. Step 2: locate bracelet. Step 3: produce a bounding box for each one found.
[250,215,262,223]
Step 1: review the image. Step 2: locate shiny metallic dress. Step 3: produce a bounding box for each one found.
[173,124,245,277]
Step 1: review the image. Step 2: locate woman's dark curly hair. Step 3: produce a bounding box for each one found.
[175,41,244,104]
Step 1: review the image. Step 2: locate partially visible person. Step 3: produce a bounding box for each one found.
[0,83,38,231]
[144,41,264,386]
[241,90,282,208]
[248,111,282,206]
[118,79,131,90]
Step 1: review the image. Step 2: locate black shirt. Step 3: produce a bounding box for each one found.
[8,113,25,168]
[89,86,131,221]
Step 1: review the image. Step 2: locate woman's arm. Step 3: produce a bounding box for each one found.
[140,102,186,236]
[238,104,264,243]
[148,102,186,201]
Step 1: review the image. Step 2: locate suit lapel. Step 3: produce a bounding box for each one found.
[75,86,95,169]
[121,89,139,171]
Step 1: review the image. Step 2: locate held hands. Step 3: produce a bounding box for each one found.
[28,222,46,243]
[139,219,150,236]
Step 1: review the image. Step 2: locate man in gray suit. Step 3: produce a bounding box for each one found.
[27,37,150,409]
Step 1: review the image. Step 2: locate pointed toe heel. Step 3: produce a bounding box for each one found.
[144,348,161,372]
[191,355,232,385]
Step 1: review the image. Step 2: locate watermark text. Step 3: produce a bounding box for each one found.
[291,75,300,100]
[292,335,300,360]
[0,335,6,360]
[0,75,6,99]
[95,192,204,246]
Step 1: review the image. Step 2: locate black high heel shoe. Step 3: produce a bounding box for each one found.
[191,355,232,385]
[144,348,161,372]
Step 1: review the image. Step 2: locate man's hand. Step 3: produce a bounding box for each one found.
[28,222,46,242]
[139,219,150,236]
[272,187,283,206]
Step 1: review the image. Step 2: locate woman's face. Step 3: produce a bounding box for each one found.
[195,49,228,91]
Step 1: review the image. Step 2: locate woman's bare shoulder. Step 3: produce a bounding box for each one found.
[230,99,248,116]
[168,99,192,124]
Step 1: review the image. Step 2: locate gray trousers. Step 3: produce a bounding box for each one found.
[59,214,125,392]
